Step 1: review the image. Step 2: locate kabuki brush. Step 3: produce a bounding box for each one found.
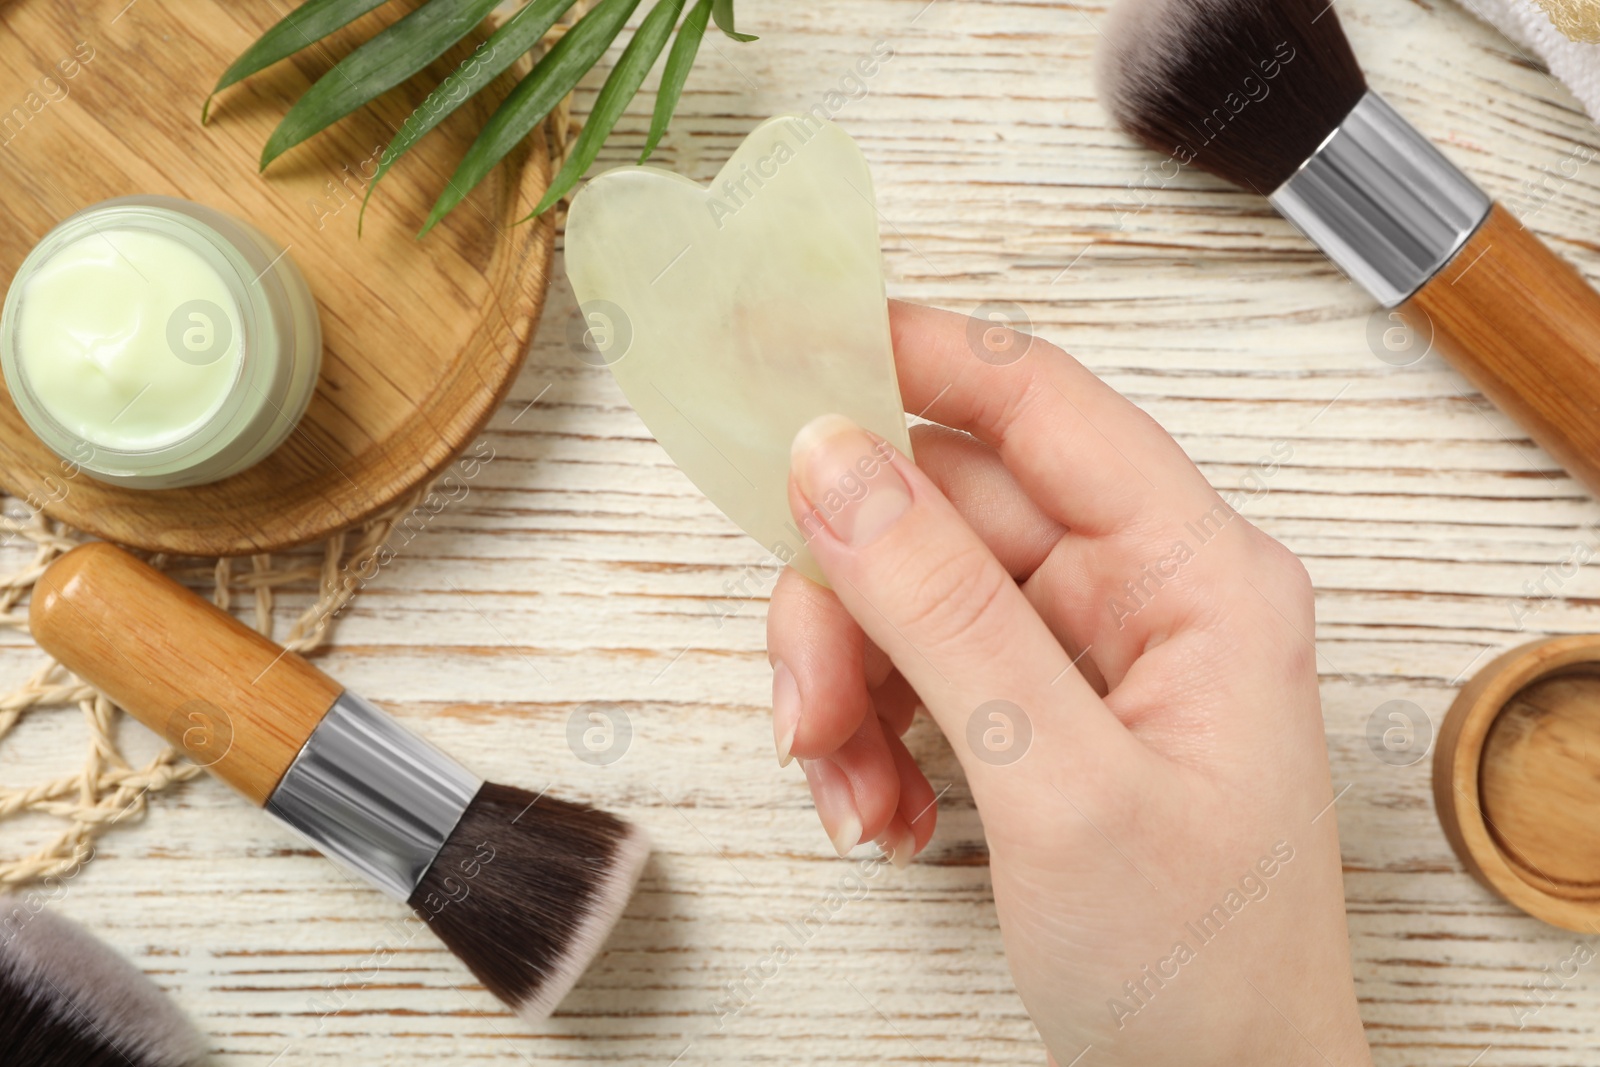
[29,543,649,1025]
[1098,0,1600,495]
[1,895,209,1066]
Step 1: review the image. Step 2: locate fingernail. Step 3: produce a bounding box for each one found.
[802,757,862,856]
[772,661,799,768]
[876,817,916,869]
[791,414,910,547]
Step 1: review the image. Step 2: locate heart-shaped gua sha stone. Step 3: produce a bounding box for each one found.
[564,115,912,583]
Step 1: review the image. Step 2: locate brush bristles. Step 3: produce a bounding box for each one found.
[408,782,649,1023]
[1097,0,1367,193]
[0,896,209,1066]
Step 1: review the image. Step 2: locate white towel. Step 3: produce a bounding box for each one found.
[1459,0,1600,123]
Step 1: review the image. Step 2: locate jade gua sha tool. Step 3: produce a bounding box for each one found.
[564,115,913,581]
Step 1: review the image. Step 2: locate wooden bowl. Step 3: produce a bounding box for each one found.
[0,0,553,555]
[1434,634,1600,930]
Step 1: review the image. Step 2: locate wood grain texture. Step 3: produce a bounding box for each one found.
[0,0,553,556]
[30,543,342,805]
[7,0,1600,1063]
[1408,203,1600,501]
[1482,673,1600,888]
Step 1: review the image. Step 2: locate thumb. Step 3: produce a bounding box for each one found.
[787,414,1126,788]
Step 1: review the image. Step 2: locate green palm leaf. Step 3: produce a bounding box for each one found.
[527,0,682,217]
[205,0,393,122]
[711,0,756,41]
[418,0,642,236]
[215,0,754,232]
[358,0,579,233]
[260,0,505,171]
[640,0,710,163]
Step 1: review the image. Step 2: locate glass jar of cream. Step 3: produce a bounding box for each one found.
[0,195,321,488]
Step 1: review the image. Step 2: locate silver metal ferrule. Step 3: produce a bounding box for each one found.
[265,691,480,900]
[1268,90,1491,308]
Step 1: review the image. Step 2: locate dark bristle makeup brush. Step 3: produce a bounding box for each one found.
[1098,0,1600,497]
[1,894,209,1066]
[29,543,649,1026]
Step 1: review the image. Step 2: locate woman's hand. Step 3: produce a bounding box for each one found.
[766,300,1371,1066]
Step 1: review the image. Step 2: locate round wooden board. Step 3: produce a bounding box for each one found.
[0,0,553,555]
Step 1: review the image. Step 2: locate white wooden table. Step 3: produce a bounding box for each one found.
[6,0,1600,1062]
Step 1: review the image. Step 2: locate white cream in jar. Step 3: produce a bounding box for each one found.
[0,195,321,488]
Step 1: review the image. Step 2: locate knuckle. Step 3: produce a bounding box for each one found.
[889,543,1014,654]
[1242,533,1318,674]
[993,366,1052,434]
[1255,531,1313,605]
[1030,334,1077,370]
[960,360,1050,442]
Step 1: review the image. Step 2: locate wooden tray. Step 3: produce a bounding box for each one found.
[0,0,553,555]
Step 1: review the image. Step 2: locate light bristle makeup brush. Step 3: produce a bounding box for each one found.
[29,543,649,1026]
[1098,0,1600,497]
[1,894,209,1066]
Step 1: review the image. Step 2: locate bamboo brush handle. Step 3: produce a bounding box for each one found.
[1406,204,1600,496]
[30,543,343,806]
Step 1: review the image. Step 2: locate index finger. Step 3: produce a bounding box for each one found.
[889,300,1220,536]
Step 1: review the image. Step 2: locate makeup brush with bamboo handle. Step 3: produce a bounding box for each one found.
[30,542,649,1025]
[1097,0,1600,496]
